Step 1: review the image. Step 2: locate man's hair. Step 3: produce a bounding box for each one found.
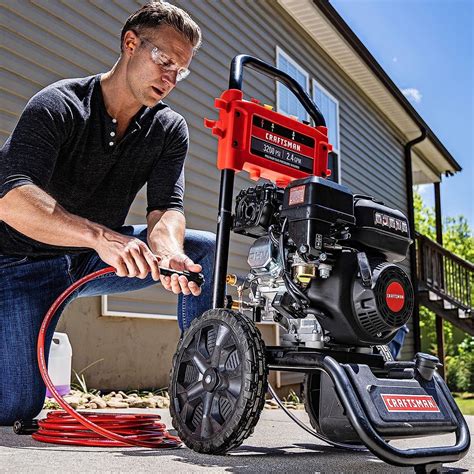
[121,1,202,53]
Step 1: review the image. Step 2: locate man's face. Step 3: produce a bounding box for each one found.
[124,25,194,107]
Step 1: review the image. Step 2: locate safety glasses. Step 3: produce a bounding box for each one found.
[136,34,191,82]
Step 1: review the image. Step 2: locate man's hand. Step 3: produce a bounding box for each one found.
[94,229,160,280]
[159,253,202,296]
[147,210,201,296]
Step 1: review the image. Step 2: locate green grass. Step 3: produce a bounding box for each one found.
[453,395,474,415]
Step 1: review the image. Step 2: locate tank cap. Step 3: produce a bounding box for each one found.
[414,352,442,381]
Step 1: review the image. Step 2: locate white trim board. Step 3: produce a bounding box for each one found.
[275,45,310,121]
[313,78,342,183]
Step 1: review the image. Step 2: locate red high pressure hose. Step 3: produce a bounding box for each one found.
[34,266,181,448]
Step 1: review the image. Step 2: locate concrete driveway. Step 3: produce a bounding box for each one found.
[1,409,472,473]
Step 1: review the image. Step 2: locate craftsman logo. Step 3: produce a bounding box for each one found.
[381,394,440,412]
[250,115,315,173]
[385,281,405,312]
[265,133,301,151]
[289,185,306,205]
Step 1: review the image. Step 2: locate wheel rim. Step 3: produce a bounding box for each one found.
[174,320,243,439]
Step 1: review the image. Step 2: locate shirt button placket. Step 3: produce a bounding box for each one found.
[109,118,117,147]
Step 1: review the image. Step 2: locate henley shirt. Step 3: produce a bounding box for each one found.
[0,74,188,257]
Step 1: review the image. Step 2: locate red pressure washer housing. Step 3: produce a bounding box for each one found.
[168,55,470,472]
[204,88,331,185]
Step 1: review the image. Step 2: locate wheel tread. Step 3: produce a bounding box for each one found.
[170,309,267,454]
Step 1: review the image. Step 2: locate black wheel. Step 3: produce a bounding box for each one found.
[169,308,268,454]
[303,371,362,444]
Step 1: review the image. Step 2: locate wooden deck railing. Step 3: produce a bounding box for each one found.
[416,233,473,315]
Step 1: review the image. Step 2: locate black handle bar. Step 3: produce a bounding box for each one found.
[229,54,326,127]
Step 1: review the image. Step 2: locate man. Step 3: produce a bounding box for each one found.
[0,1,215,425]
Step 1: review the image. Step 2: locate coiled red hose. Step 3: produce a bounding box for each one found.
[35,266,181,448]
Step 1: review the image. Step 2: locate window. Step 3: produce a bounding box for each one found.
[313,80,341,183]
[275,48,341,183]
[276,47,309,122]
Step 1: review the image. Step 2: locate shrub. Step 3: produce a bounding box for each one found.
[445,337,474,392]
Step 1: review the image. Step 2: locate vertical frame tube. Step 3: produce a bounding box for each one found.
[212,169,235,308]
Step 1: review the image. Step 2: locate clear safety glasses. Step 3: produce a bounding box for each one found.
[137,34,191,82]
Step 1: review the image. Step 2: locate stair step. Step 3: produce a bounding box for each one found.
[443,299,456,310]
[458,308,472,319]
[429,291,442,301]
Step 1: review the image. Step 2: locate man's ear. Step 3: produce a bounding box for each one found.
[122,30,139,56]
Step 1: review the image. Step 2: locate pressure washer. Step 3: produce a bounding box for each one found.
[18,55,470,472]
[167,55,471,473]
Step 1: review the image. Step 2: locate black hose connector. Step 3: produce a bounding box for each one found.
[13,419,39,435]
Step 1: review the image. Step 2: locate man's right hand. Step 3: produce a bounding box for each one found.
[93,229,160,280]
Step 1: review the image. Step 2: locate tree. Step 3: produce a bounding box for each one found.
[414,188,474,260]
[414,187,473,391]
[443,216,474,263]
[413,190,435,240]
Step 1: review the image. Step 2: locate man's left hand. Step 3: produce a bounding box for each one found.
[159,253,202,296]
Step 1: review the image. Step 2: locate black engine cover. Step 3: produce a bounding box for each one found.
[352,262,414,340]
[307,253,413,345]
[280,176,355,249]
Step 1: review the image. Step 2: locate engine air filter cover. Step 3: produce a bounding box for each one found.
[281,176,355,250]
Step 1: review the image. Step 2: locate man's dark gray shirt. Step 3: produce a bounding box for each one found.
[0,74,188,257]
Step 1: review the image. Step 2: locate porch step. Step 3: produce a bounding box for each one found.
[429,291,442,301]
[443,299,456,310]
[418,290,474,336]
[416,232,473,333]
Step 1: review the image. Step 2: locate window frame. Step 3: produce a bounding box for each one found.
[312,78,341,183]
[275,46,310,122]
[101,295,177,320]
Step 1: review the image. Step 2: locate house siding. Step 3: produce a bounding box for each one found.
[0,0,413,388]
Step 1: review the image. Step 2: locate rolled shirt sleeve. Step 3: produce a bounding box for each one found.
[146,115,188,215]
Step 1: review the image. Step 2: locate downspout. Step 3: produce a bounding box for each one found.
[404,129,427,354]
[434,182,445,377]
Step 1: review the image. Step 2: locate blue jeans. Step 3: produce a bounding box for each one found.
[388,324,409,360]
[0,225,215,425]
